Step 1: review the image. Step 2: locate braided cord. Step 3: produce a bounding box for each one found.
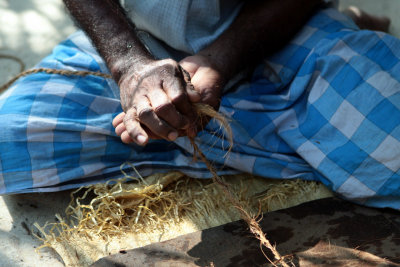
[0,68,112,94]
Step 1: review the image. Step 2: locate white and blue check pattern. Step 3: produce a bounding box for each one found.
[121,0,243,54]
[1,8,400,210]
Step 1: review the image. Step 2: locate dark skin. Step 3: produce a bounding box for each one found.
[63,0,322,145]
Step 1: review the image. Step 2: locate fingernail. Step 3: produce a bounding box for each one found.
[168,131,178,141]
[136,135,147,144]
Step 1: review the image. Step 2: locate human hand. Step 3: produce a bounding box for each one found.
[113,55,226,145]
[179,54,226,130]
[113,58,201,145]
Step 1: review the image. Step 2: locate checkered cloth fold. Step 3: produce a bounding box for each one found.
[1,8,400,209]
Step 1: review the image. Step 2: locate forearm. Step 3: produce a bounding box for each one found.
[63,0,154,82]
[199,0,323,79]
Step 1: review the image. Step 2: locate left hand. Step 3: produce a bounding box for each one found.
[178,54,226,134]
[113,54,226,144]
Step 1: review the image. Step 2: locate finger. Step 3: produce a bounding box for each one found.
[163,75,197,123]
[179,65,201,102]
[115,123,126,137]
[124,108,149,146]
[147,87,189,130]
[179,59,197,78]
[191,71,221,110]
[180,63,193,80]
[120,130,134,144]
[112,112,125,128]
[141,124,162,140]
[186,82,201,103]
[136,98,179,141]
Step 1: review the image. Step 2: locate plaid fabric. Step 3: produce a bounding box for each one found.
[1,8,400,209]
[0,32,228,194]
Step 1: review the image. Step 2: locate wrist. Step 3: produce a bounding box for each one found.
[110,54,154,84]
[117,58,183,93]
[197,45,238,82]
[195,52,229,82]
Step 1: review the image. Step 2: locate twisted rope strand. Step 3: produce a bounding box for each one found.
[0,54,26,72]
[0,67,112,94]
[190,139,289,267]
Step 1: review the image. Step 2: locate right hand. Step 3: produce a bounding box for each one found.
[114,58,201,145]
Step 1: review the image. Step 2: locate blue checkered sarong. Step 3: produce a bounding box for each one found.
[1,8,400,209]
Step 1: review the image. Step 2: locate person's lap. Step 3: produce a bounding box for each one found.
[0,31,234,194]
[1,8,400,209]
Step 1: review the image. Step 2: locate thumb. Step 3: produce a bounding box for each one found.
[179,57,199,78]
[179,62,201,103]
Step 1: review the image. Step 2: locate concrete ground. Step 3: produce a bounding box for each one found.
[0,1,399,266]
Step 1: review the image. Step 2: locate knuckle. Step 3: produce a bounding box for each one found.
[154,105,186,128]
[170,93,187,105]
[139,76,161,89]
[159,60,180,77]
[124,108,137,121]
[153,102,173,115]
[137,108,153,121]
[161,58,178,68]
[139,77,151,86]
